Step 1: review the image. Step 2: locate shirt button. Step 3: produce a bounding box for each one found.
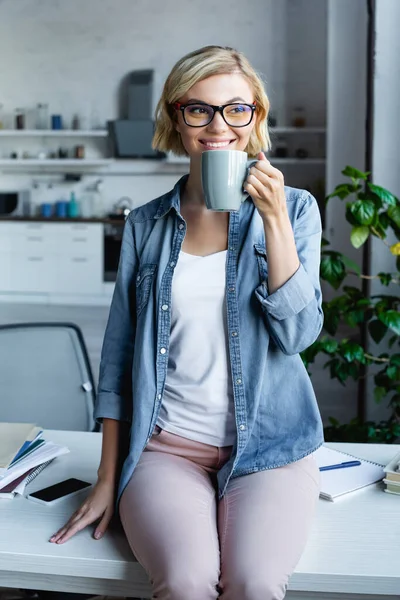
[239,424,246,431]
[158,394,162,400]
[231,331,238,337]
[229,246,235,251]
[236,378,242,384]
[178,224,184,230]
[229,286,235,292]
[170,261,175,267]
[160,347,167,355]
[162,304,169,311]
[136,275,140,281]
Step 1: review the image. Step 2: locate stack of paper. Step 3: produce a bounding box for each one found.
[0,423,70,498]
[383,450,400,496]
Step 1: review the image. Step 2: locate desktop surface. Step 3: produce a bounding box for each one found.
[0,431,399,598]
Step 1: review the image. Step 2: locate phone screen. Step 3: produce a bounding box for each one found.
[29,478,91,502]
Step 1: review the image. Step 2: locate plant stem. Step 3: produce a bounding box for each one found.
[364,352,389,362]
[370,226,392,247]
[348,270,399,284]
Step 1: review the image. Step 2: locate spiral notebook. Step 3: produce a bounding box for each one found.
[314,445,385,501]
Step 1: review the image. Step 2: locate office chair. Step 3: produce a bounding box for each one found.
[0,322,101,600]
[0,322,99,432]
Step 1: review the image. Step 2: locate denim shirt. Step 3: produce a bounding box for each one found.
[94,175,324,503]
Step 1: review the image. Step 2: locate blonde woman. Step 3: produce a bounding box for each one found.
[52,46,324,600]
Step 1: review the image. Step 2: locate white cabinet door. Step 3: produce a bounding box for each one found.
[0,253,12,291]
[0,221,103,298]
[10,254,57,292]
[0,225,12,291]
[56,254,103,295]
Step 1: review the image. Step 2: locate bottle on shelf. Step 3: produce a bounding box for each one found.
[67,191,80,218]
[91,179,105,217]
[36,103,49,130]
[291,106,307,128]
[15,108,25,130]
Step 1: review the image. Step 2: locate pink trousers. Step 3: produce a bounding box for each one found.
[119,425,320,600]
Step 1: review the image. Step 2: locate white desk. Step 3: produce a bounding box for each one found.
[0,431,399,599]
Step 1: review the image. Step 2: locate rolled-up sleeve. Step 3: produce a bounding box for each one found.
[255,192,323,355]
[94,217,137,423]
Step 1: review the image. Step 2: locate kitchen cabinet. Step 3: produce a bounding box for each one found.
[0,222,104,300]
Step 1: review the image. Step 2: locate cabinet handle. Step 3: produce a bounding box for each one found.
[27,257,43,261]
[71,225,88,231]
[72,257,88,262]
[72,237,87,242]
[27,236,43,241]
[26,224,43,230]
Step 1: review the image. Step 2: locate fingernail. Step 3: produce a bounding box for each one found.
[95,531,102,539]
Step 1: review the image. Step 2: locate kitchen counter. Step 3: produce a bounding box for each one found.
[0,216,126,224]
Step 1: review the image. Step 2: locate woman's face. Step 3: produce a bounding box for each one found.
[174,73,257,159]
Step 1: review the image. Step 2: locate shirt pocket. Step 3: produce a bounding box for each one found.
[254,243,268,283]
[136,263,157,317]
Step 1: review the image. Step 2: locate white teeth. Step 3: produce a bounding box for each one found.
[202,141,232,148]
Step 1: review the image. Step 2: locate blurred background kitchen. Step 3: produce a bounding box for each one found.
[0,0,397,426]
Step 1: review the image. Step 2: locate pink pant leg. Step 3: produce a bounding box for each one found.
[119,427,231,600]
[217,454,321,600]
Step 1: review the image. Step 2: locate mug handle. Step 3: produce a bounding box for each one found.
[242,159,258,201]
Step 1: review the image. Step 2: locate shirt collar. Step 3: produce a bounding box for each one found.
[154,174,188,220]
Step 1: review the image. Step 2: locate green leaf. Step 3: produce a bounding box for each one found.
[378,272,394,286]
[378,310,400,336]
[388,335,399,349]
[367,183,398,206]
[350,226,370,248]
[340,341,365,363]
[386,365,400,380]
[388,205,400,229]
[320,254,346,289]
[341,255,361,275]
[344,310,365,327]
[320,337,339,353]
[348,199,376,225]
[368,319,388,343]
[374,386,387,403]
[390,354,400,366]
[326,184,352,201]
[342,166,369,180]
[321,237,330,247]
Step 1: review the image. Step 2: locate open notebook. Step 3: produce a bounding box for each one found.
[314,445,385,501]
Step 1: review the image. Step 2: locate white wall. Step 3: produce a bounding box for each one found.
[0,0,327,213]
[286,0,327,127]
[326,0,368,282]
[367,0,400,422]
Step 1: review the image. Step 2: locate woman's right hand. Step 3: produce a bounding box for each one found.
[49,477,115,544]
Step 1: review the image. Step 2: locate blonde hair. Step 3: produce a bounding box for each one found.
[152,45,271,157]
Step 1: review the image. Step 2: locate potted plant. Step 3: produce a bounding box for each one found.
[301,166,400,443]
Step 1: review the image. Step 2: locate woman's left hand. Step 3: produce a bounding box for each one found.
[244,152,286,222]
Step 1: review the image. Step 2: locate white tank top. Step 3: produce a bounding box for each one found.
[156,249,236,446]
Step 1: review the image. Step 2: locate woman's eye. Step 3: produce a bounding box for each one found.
[229,105,247,114]
[187,105,208,114]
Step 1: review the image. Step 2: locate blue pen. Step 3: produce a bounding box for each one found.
[319,460,361,472]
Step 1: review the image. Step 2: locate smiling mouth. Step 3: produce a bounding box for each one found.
[199,140,236,149]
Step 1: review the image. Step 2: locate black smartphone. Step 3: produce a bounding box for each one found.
[27,478,92,505]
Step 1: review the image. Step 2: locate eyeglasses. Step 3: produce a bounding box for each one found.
[173,102,256,128]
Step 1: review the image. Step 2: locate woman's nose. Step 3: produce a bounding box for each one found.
[206,110,229,132]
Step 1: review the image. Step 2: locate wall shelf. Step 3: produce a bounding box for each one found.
[270,158,326,164]
[0,130,108,137]
[269,127,326,134]
[0,158,114,172]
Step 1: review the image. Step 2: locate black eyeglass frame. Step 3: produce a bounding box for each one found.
[173,101,257,128]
